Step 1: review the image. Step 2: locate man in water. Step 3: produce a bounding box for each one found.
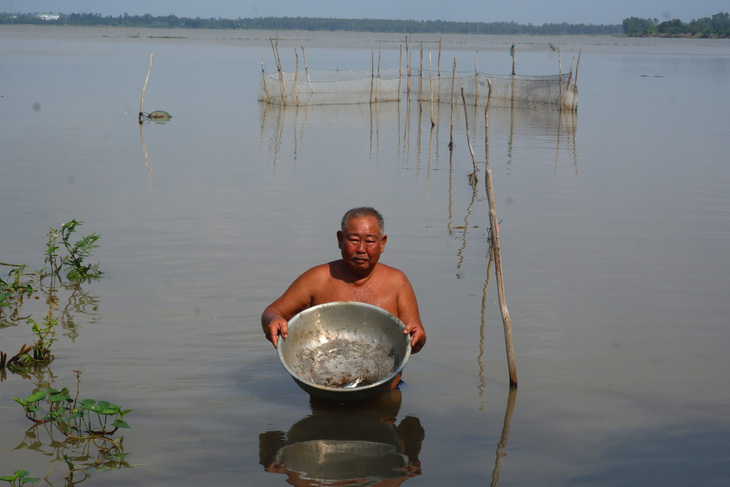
[261,207,426,354]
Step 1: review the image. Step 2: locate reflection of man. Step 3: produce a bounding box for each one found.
[259,390,425,485]
[261,207,426,353]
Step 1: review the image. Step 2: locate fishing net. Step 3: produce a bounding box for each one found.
[259,69,577,110]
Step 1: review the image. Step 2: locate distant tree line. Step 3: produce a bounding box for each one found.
[623,12,729,37]
[1,12,728,37]
[0,12,620,35]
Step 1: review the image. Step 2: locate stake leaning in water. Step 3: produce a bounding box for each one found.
[139,53,153,124]
[484,79,518,388]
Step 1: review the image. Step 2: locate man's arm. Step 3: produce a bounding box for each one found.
[261,266,322,348]
[395,273,427,353]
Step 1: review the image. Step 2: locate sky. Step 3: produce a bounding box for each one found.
[5,0,728,26]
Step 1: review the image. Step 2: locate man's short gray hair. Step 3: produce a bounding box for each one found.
[341,207,385,234]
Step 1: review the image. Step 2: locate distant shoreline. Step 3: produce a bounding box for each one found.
[2,12,728,38]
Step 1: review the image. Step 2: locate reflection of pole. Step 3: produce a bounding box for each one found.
[139,123,152,186]
[490,387,517,487]
[478,247,495,405]
[485,80,518,388]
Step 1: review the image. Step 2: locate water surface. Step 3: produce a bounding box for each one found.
[1,26,729,486]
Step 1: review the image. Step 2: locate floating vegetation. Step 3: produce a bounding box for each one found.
[142,110,172,123]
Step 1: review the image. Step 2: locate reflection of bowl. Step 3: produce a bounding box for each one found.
[275,440,408,482]
[277,302,411,401]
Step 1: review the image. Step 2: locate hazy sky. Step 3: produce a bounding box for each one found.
[6,0,728,25]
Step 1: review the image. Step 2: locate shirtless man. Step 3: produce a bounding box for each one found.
[261,207,426,354]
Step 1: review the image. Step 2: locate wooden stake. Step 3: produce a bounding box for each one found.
[294,48,300,106]
[139,52,153,124]
[270,37,286,104]
[418,43,423,102]
[377,44,382,102]
[558,50,563,111]
[449,58,456,149]
[406,37,411,97]
[370,51,374,105]
[511,44,516,76]
[398,44,403,102]
[300,43,313,94]
[429,51,434,127]
[460,87,478,184]
[437,37,442,104]
[484,79,518,388]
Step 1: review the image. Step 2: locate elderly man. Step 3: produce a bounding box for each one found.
[261,207,426,354]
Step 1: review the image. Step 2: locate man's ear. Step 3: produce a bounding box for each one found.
[337,230,344,249]
[380,234,387,252]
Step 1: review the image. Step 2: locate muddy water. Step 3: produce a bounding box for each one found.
[1,26,729,486]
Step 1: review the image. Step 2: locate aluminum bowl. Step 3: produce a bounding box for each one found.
[277,301,411,402]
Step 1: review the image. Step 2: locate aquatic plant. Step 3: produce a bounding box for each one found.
[54,219,102,281]
[8,372,132,483]
[0,470,38,486]
[13,387,131,437]
[1,220,101,373]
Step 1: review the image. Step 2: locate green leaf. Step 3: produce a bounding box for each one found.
[26,390,46,403]
[97,400,113,411]
[0,470,28,482]
[80,398,97,409]
[112,419,131,429]
[12,397,28,407]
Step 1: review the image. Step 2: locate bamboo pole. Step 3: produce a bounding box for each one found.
[460,87,478,184]
[377,45,382,102]
[449,58,456,149]
[300,43,313,95]
[474,51,479,104]
[370,51,374,104]
[511,44,516,76]
[558,50,563,111]
[484,79,518,388]
[270,37,286,105]
[405,37,411,97]
[398,44,403,102]
[565,55,575,111]
[293,48,300,106]
[429,51,435,127]
[437,37,442,104]
[139,52,153,124]
[418,43,423,102]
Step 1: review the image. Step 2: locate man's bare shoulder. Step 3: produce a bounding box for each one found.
[374,262,411,283]
[296,261,341,282]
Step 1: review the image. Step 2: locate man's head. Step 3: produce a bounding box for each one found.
[337,207,387,278]
[340,207,384,235]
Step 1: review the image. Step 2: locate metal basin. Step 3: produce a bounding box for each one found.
[277,302,411,402]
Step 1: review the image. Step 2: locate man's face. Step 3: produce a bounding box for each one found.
[337,215,387,276]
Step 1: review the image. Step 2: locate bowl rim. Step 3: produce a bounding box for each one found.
[276,301,412,394]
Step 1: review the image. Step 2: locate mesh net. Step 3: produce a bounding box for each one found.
[260,69,577,110]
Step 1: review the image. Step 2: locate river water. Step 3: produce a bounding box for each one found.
[1,26,729,486]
